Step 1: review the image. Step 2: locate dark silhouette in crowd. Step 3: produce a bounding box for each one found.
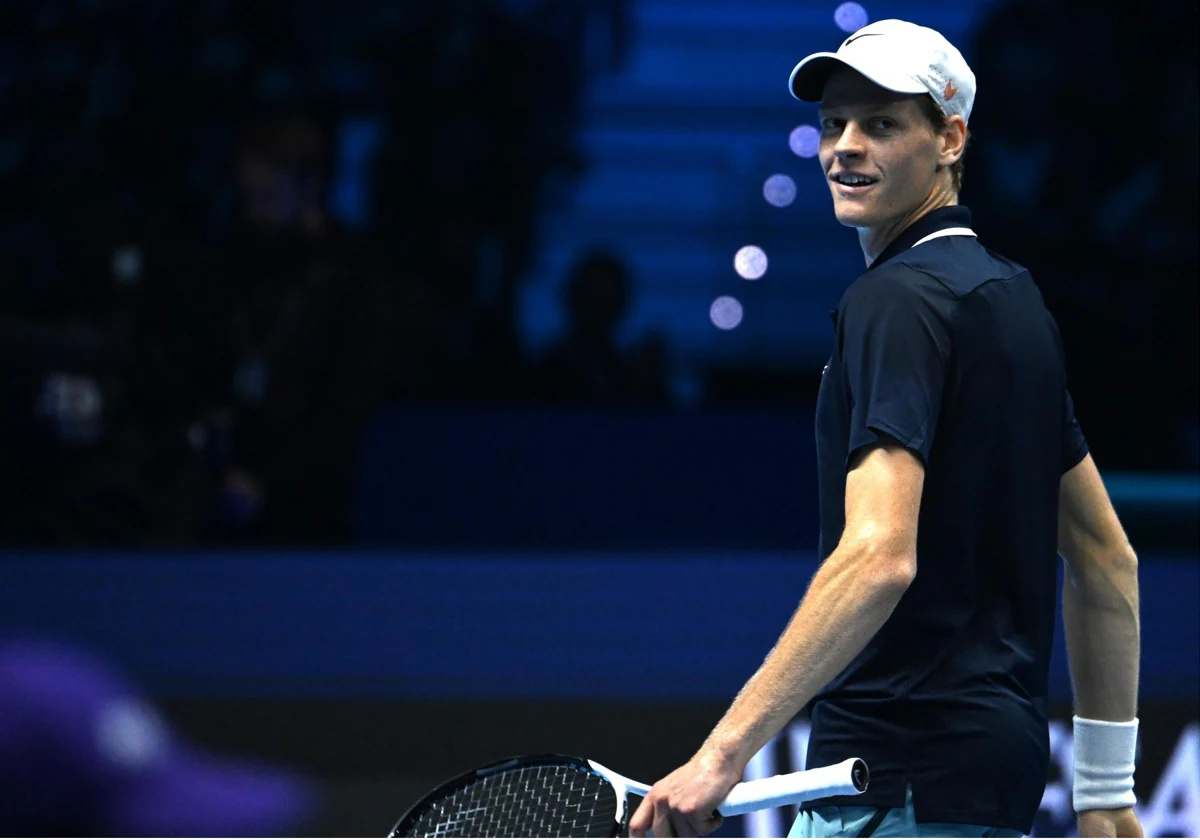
[0,0,634,547]
[132,113,400,545]
[536,252,670,404]
[365,1,603,401]
[0,637,315,836]
[0,319,156,546]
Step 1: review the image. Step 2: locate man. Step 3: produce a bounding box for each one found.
[134,113,399,545]
[629,19,1142,839]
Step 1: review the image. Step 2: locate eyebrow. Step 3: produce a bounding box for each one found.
[818,100,905,115]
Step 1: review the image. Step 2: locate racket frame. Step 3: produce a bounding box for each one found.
[389,754,631,837]
[389,753,869,836]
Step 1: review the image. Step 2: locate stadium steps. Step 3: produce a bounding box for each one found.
[520,0,990,364]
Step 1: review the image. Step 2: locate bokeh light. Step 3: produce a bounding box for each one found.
[111,245,143,285]
[834,2,869,33]
[710,296,744,331]
[763,174,797,208]
[734,246,768,280]
[789,125,820,158]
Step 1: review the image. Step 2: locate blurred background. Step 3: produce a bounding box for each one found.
[0,0,1196,836]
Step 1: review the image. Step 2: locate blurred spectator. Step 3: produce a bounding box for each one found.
[0,638,314,836]
[132,113,400,545]
[366,1,596,400]
[535,251,669,404]
[0,318,159,546]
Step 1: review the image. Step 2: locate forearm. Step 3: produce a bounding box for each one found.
[701,546,912,770]
[1063,553,1140,721]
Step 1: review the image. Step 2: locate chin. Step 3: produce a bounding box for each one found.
[832,202,879,229]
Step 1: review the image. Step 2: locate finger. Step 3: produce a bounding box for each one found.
[671,813,698,839]
[699,812,724,836]
[680,808,722,838]
[628,798,653,838]
[652,804,674,839]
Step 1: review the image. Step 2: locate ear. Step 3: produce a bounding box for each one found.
[939,115,968,167]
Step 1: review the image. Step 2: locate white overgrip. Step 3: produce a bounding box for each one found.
[716,758,867,817]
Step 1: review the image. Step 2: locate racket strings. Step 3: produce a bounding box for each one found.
[402,764,619,837]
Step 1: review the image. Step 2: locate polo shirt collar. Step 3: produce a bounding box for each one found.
[868,205,973,270]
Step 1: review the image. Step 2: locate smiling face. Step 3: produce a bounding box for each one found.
[818,69,965,237]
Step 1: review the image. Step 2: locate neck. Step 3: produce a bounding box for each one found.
[857,184,958,266]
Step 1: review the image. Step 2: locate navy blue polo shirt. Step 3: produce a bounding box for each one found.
[802,206,1089,833]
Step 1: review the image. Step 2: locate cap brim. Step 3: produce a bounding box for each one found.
[789,53,928,101]
[113,749,315,838]
[789,53,842,101]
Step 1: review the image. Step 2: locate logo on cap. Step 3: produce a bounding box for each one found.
[943,80,958,101]
[843,31,882,47]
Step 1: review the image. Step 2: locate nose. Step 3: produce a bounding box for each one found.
[833,122,866,161]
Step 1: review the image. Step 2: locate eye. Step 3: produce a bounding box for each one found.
[820,117,842,132]
[868,117,895,130]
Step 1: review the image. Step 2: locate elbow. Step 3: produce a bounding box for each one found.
[1066,549,1139,612]
[883,554,918,594]
[1110,549,1139,594]
[853,538,917,595]
[1068,547,1139,590]
[1113,551,1139,589]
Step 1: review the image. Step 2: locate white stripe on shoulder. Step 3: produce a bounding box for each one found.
[912,227,977,248]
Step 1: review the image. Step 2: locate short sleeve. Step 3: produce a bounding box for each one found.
[1049,309,1089,474]
[841,273,952,466]
[1062,388,1089,473]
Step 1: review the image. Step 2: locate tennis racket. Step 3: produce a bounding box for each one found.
[389,753,868,837]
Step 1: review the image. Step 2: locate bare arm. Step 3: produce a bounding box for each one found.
[701,442,922,769]
[1059,453,1140,722]
[630,442,925,837]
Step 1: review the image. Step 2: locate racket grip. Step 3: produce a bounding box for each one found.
[716,757,869,817]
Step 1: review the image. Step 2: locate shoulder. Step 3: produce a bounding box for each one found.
[840,262,955,323]
[894,238,1031,300]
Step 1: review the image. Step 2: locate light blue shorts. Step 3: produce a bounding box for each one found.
[787,784,1024,838]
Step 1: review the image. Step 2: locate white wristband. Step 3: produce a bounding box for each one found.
[1072,716,1138,812]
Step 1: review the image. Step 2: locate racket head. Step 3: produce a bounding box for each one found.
[390,754,629,838]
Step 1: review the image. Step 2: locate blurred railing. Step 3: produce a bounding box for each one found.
[352,405,1199,554]
[1,549,1195,702]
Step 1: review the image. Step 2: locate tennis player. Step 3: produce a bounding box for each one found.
[629,19,1142,840]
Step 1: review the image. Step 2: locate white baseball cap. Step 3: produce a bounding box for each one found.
[788,19,976,124]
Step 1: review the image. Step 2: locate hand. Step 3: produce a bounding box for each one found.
[628,752,743,838]
[1077,807,1144,838]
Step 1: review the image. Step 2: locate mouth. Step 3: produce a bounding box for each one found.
[830,173,878,196]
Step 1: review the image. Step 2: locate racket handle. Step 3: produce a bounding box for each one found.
[716,757,869,817]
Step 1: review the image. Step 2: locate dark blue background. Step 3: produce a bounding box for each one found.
[2,550,1195,702]
[354,405,820,549]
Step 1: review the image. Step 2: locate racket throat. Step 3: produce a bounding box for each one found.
[588,759,651,825]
